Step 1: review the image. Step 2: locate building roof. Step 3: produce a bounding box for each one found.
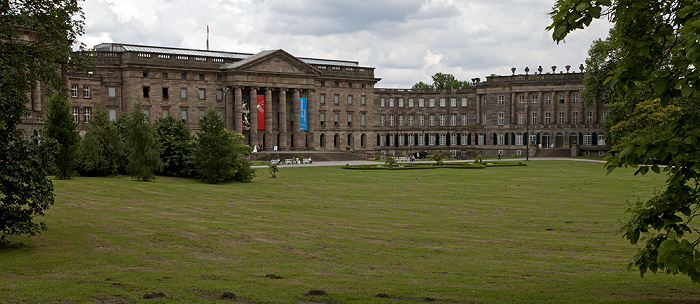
[93,43,363,68]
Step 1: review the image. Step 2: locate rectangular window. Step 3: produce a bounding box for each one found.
[583,134,592,145]
[320,94,325,105]
[199,74,205,81]
[348,95,353,105]
[408,115,414,126]
[162,87,169,100]
[84,107,91,123]
[418,115,425,127]
[440,114,445,126]
[587,111,593,124]
[72,107,79,123]
[347,113,352,126]
[389,98,394,107]
[598,134,605,146]
[516,134,523,145]
[83,85,91,98]
[398,115,404,126]
[108,87,116,98]
[162,109,169,118]
[398,98,404,107]
[109,109,117,121]
[532,95,538,104]
[572,112,579,124]
[450,98,457,107]
[573,93,579,103]
[498,134,504,145]
[429,98,435,107]
[216,89,223,101]
[143,71,148,78]
[361,113,366,126]
[71,85,78,98]
[601,112,607,123]
[478,134,485,145]
[429,134,436,145]
[142,86,150,98]
[181,88,187,99]
[181,73,187,80]
[320,113,326,125]
[559,112,565,124]
[545,112,551,125]
[380,114,385,126]
[438,98,445,107]
[429,114,435,126]
[143,109,150,119]
[440,134,446,146]
[532,113,538,125]
[389,114,395,126]
[461,98,467,107]
[461,114,467,126]
[498,95,504,105]
[418,134,424,146]
[380,98,385,107]
[199,89,205,100]
[361,95,366,105]
[334,113,339,126]
[498,113,504,125]
[334,94,339,105]
[162,72,168,79]
[419,98,425,107]
[181,110,187,123]
[408,98,414,107]
[545,94,551,104]
[559,94,565,103]
[519,95,525,104]
[482,114,487,125]
[199,110,205,121]
[518,113,525,125]
[450,114,456,126]
[108,71,115,77]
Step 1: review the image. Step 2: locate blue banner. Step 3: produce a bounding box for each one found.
[300,97,308,131]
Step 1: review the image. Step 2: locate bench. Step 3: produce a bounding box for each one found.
[284,159,294,164]
[302,158,312,164]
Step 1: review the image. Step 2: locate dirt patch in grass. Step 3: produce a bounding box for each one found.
[92,295,130,304]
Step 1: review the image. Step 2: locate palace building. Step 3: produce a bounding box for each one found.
[26,43,608,158]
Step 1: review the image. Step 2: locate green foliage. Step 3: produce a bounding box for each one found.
[549,0,700,283]
[430,151,447,165]
[0,136,57,247]
[124,104,163,181]
[412,73,472,90]
[75,111,125,176]
[44,92,80,179]
[1,0,87,244]
[384,156,397,167]
[474,154,485,164]
[195,108,254,183]
[154,115,196,178]
[268,163,279,178]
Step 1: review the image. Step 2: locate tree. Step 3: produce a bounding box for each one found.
[430,151,447,166]
[125,104,163,181]
[548,0,700,283]
[154,115,196,178]
[195,108,254,183]
[76,111,125,176]
[412,73,472,90]
[44,92,80,179]
[1,0,86,245]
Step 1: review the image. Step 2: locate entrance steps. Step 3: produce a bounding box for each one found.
[535,148,571,158]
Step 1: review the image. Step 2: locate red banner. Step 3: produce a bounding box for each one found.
[256,95,265,130]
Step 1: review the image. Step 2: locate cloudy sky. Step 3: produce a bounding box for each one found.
[78,0,613,88]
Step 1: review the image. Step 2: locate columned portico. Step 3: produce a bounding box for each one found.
[278,88,288,149]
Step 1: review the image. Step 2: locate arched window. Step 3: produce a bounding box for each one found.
[361,134,366,147]
[334,134,339,147]
[320,134,326,147]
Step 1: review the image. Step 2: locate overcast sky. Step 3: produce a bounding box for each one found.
[78,0,613,88]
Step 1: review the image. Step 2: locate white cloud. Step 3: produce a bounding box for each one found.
[78,0,613,88]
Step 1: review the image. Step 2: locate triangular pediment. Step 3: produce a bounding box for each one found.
[224,50,321,76]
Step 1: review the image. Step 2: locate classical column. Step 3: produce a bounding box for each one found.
[476,94,482,125]
[510,92,516,125]
[306,90,315,150]
[537,92,543,124]
[278,88,288,149]
[292,89,300,148]
[250,87,258,147]
[551,90,558,125]
[234,87,242,134]
[264,88,273,150]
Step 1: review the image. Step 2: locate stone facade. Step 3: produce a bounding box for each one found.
[56,43,607,157]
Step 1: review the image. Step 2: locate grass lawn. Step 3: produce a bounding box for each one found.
[2,160,699,303]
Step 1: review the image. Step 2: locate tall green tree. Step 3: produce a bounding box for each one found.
[125,104,162,181]
[412,72,472,90]
[195,108,254,184]
[76,111,124,176]
[549,0,700,283]
[44,92,80,179]
[154,115,196,178]
[1,0,87,245]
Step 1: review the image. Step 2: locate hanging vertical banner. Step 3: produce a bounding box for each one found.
[256,95,265,130]
[299,97,308,131]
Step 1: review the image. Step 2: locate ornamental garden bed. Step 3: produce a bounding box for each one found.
[342,161,526,170]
